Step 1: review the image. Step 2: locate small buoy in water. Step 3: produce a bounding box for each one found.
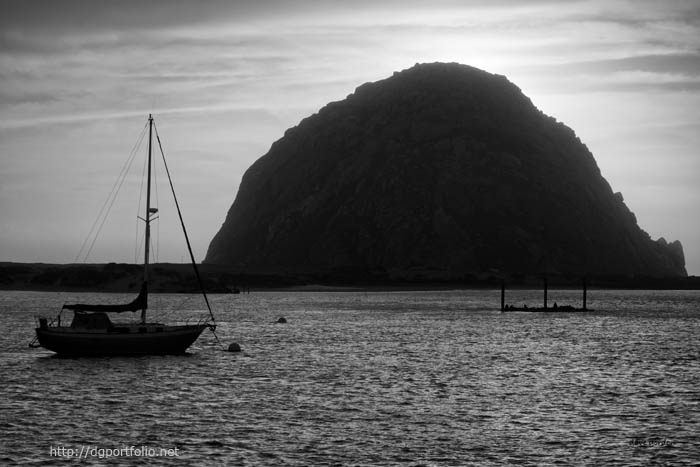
[227,343,242,352]
[277,317,287,324]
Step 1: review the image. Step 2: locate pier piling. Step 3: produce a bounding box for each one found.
[543,276,548,309]
[500,280,505,312]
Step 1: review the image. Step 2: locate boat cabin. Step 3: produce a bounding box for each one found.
[70,311,114,330]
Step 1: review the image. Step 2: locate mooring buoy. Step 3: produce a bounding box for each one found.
[227,343,242,352]
[277,317,287,324]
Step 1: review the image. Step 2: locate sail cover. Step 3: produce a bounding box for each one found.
[62,282,148,313]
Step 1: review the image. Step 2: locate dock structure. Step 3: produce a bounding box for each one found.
[501,276,591,312]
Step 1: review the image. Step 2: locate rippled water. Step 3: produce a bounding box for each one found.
[2,289,699,465]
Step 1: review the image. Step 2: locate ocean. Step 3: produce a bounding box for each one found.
[2,289,699,465]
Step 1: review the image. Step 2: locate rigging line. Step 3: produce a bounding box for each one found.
[172,293,193,312]
[75,123,148,263]
[209,325,225,350]
[84,138,145,262]
[135,134,149,263]
[153,150,160,263]
[76,123,147,263]
[134,228,146,268]
[153,121,216,324]
[149,232,157,271]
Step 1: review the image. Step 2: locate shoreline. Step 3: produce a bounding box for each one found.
[1,262,698,293]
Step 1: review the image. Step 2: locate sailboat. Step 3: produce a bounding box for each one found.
[32,115,216,356]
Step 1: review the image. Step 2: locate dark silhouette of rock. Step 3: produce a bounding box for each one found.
[205,62,686,279]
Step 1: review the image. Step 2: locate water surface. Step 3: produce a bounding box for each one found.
[2,289,699,465]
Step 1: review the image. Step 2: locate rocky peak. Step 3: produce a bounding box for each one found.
[205,63,686,279]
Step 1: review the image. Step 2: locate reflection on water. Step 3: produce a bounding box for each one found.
[2,289,700,465]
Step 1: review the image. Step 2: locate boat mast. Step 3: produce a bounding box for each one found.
[141,114,154,324]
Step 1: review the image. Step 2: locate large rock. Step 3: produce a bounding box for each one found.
[205,62,686,279]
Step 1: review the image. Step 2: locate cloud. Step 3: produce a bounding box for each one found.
[566,52,700,75]
[1,0,699,271]
[517,58,700,95]
[0,0,269,32]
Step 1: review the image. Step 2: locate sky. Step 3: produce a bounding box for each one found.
[1,0,699,275]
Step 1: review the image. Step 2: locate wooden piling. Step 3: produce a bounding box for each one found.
[543,275,548,309]
[500,280,505,312]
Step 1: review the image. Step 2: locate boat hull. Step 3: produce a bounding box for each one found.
[35,324,209,357]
